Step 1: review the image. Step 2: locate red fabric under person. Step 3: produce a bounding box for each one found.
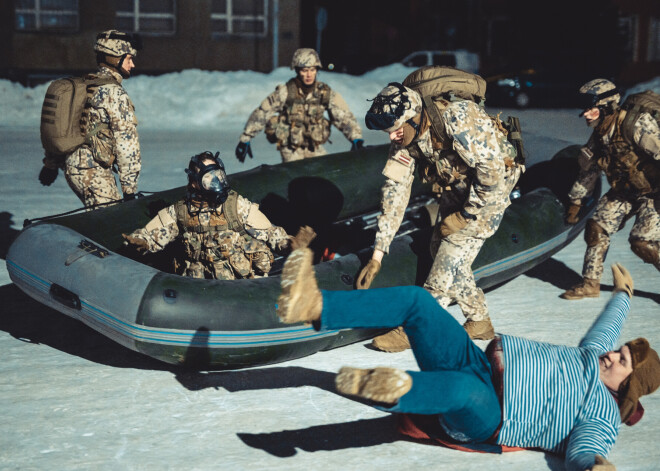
[397,414,525,454]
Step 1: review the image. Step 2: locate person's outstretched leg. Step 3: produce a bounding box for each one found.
[276,239,490,376]
[322,287,491,379]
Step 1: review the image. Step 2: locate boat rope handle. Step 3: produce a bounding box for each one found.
[23,191,156,227]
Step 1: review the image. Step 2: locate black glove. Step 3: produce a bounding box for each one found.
[235,141,253,163]
[123,193,136,201]
[38,166,58,186]
[351,139,365,152]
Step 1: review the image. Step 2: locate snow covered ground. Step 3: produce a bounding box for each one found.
[0,66,659,470]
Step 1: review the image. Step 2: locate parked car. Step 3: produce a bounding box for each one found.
[485,69,589,109]
[401,50,480,74]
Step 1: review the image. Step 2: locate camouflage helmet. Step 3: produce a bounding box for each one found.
[365,83,423,133]
[94,30,141,57]
[291,48,322,69]
[578,78,620,116]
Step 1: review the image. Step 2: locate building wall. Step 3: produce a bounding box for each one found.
[0,0,300,85]
[614,0,660,84]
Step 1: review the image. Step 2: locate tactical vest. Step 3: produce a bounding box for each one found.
[174,191,246,264]
[406,105,518,196]
[265,79,332,148]
[595,110,660,196]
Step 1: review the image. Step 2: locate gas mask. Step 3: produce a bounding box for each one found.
[185,151,230,206]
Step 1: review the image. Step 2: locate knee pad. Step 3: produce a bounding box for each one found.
[630,239,660,265]
[584,219,607,248]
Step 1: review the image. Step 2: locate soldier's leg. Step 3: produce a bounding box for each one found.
[306,145,327,159]
[83,167,122,207]
[424,234,488,321]
[280,146,305,162]
[629,196,660,271]
[582,194,632,281]
[251,251,275,276]
[184,261,206,279]
[213,258,240,280]
[65,156,121,209]
[64,148,93,204]
[562,194,631,299]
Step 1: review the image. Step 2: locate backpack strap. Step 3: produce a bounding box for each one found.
[81,75,120,141]
[316,81,331,108]
[221,190,247,236]
[285,78,299,109]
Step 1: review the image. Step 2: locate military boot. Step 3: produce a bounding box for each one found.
[560,278,600,300]
[371,326,410,352]
[463,319,495,340]
[335,366,412,404]
[277,247,323,324]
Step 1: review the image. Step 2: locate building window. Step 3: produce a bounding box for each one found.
[116,0,176,36]
[618,16,638,62]
[648,17,660,62]
[15,0,79,32]
[211,0,269,37]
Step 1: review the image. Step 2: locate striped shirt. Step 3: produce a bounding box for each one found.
[496,293,631,471]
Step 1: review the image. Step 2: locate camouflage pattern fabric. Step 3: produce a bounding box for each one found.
[568,110,660,279]
[65,66,140,207]
[583,192,660,280]
[375,100,521,321]
[569,111,660,201]
[126,194,290,280]
[239,80,362,162]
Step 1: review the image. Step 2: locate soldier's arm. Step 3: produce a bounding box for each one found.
[102,85,141,196]
[374,146,415,254]
[327,89,363,142]
[238,196,290,252]
[568,135,601,201]
[443,101,507,216]
[633,112,660,160]
[126,205,179,252]
[239,85,288,142]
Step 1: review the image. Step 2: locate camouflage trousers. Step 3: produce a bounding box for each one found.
[424,231,488,321]
[583,191,660,280]
[279,144,327,162]
[65,147,121,209]
[423,168,521,321]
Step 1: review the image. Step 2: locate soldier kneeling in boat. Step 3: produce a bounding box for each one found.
[122,151,291,280]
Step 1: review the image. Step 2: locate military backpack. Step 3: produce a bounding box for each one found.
[620,90,660,144]
[40,75,116,156]
[402,66,525,164]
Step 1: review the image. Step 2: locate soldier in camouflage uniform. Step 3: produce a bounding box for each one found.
[357,82,522,348]
[39,30,142,208]
[562,79,660,300]
[123,152,291,280]
[235,48,364,163]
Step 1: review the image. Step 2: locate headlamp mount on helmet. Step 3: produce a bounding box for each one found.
[185,151,230,206]
[365,82,420,132]
[578,87,620,114]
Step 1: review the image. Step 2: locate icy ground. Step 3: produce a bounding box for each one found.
[0,66,659,470]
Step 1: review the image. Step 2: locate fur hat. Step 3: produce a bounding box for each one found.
[618,338,660,424]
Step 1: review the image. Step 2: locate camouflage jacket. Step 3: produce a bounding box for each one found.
[127,193,290,256]
[569,111,660,201]
[80,66,141,195]
[375,100,518,253]
[239,79,362,146]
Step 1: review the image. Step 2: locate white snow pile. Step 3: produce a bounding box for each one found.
[0,64,414,130]
[2,65,656,131]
